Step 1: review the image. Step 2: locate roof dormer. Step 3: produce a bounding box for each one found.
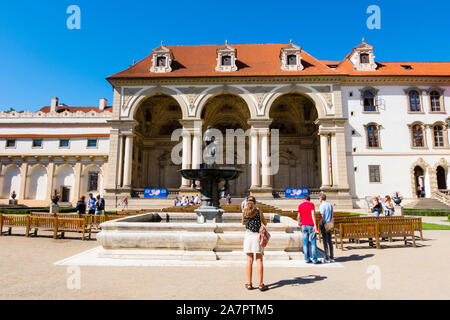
[348,38,377,71]
[150,42,173,73]
[215,41,237,72]
[280,40,304,71]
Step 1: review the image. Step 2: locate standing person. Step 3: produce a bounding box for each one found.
[122,196,128,210]
[95,195,105,215]
[226,194,232,204]
[297,195,321,264]
[241,196,248,213]
[384,195,394,216]
[87,193,96,215]
[76,196,86,215]
[242,196,268,291]
[371,196,382,217]
[417,185,422,198]
[318,193,335,263]
[194,194,200,206]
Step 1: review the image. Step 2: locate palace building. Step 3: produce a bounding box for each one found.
[0,40,449,209]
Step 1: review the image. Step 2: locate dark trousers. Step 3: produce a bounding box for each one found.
[320,225,334,260]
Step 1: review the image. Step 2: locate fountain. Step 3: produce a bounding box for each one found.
[96,126,302,261]
[179,126,241,223]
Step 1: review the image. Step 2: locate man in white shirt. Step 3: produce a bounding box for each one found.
[241,196,248,213]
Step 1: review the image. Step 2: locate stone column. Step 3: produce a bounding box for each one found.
[425,125,433,149]
[250,130,260,188]
[105,127,120,191]
[334,129,350,190]
[46,161,55,202]
[260,128,271,188]
[180,129,192,189]
[18,160,28,200]
[320,134,331,187]
[123,134,134,189]
[117,135,124,187]
[73,161,82,202]
[192,131,202,169]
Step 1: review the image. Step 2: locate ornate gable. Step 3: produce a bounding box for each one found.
[348,39,377,71]
[215,41,237,72]
[280,41,304,71]
[150,42,173,73]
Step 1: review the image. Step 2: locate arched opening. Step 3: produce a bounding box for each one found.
[414,166,425,198]
[55,165,74,202]
[133,94,183,191]
[28,166,48,200]
[437,166,447,190]
[201,93,251,197]
[268,93,320,194]
[2,165,21,199]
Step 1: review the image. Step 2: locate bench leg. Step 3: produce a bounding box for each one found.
[375,236,380,249]
[420,230,423,241]
[34,228,38,237]
[61,231,65,239]
[8,227,12,235]
[412,234,416,248]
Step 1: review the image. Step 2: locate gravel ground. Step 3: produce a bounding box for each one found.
[1,228,450,300]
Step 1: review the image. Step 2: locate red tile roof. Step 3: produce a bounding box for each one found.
[107,43,450,79]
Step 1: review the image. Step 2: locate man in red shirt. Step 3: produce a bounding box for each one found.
[298,195,321,264]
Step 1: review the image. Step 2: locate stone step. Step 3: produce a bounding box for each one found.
[404,198,450,210]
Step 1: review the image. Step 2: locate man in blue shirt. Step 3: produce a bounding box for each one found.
[87,193,96,215]
[318,193,335,263]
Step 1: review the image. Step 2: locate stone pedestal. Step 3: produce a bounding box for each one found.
[394,205,403,216]
[195,207,224,223]
[49,204,60,214]
[8,199,18,206]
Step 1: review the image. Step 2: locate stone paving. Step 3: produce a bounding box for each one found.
[1,227,450,299]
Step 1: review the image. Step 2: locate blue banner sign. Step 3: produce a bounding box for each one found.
[144,188,168,198]
[285,188,310,198]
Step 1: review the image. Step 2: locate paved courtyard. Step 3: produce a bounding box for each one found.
[1,228,450,300]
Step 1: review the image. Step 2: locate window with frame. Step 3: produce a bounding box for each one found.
[88,172,99,192]
[363,90,376,112]
[433,125,444,147]
[221,55,231,66]
[369,165,381,183]
[87,139,98,148]
[6,139,16,148]
[412,124,425,147]
[409,90,421,112]
[360,53,370,64]
[366,125,379,148]
[59,139,69,148]
[430,91,441,112]
[32,139,42,148]
[156,56,166,67]
[287,55,297,65]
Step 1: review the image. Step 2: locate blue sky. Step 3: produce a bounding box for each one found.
[0,0,449,111]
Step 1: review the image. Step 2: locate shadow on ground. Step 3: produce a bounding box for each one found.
[334,253,374,262]
[268,275,327,290]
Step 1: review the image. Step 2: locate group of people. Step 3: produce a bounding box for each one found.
[75,193,106,215]
[173,195,201,207]
[241,193,334,292]
[370,195,395,217]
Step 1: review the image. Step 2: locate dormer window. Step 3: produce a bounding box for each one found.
[156,56,166,67]
[150,42,173,73]
[360,53,370,64]
[280,41,304,71]
[215,41,237,72]
[349,39,377,71]
[287,55,297,65]
[221,55,232,66]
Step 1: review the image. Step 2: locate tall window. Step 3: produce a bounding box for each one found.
[369,165,381,183]
[409,90,421,112]
[88,172,99,192]
[433,125,444,147]
[412,124,424,147]
[363,90,376,111]
[367,125,379,148]
[430,91,441,112]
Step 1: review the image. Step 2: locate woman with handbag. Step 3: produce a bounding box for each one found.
[242,196,269,292]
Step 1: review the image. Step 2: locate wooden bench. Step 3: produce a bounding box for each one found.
[337,221,416,250]
[56,217,91,240]
[0,214,29,236]
[28,216,58,238]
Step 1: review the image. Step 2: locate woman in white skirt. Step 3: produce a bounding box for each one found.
[242,196,268,291]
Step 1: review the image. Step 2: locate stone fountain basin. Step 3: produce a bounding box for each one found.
[179,168,241,180]
[96,213,302,260]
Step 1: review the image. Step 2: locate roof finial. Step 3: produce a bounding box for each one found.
[290,39,292,44]
[225,39,228,45]
[161,40,164,46]
[362,37,365,43]
[133,59,135,65]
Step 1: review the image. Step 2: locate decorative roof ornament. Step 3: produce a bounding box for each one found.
[348,39,377,71]
[215,40,237,72]
[150,41,173,73]
[280,40,304,71]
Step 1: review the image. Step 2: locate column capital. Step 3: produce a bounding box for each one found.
[248,118,272,128]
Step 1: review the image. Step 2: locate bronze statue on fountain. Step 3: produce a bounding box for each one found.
[179,126,241,223]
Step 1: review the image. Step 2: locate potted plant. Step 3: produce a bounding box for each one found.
[393,192,402,205]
